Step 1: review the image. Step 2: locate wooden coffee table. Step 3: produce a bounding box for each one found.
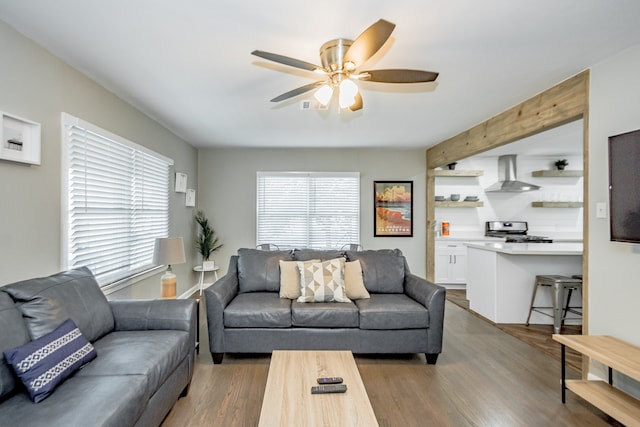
[258,350,378,427]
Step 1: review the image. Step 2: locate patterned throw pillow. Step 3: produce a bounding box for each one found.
[279,259,320,299]
[297,258,351,303]
[3,318,97,403]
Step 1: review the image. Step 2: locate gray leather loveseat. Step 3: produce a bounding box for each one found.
[205,248,445,364]
[0,267,197,427]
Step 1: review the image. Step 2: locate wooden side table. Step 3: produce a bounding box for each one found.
[193,265,220,295]
[553,334,640,425]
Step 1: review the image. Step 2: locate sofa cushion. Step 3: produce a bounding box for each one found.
[76,329,189,396]
[344,260,370,300]
[224,292,291,328]
[237,248,294,293]
[291,301,359,328]
[345,250,406,293]
[0,291,32,400]
[2,267,115,342]
[293,249,344,261]
[296,258,350,303]
[0,374,148,427]
[3,318,97,403]
[356,294,428,330]
[279,259,319,299]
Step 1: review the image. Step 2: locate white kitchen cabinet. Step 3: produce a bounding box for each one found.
[435,242,467,284]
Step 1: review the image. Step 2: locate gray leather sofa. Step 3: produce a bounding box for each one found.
[205,248,446,364]
[0,267,197,427]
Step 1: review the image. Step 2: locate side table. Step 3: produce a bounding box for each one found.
[193,265,219,295]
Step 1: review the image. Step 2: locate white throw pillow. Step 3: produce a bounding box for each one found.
[296,258,351,303]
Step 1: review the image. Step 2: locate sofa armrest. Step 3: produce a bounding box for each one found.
[404,273,446,354]
[204,256,239,353]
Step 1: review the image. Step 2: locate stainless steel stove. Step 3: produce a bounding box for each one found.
[485,221,553,243]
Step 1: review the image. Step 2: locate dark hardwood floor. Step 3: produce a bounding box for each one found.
[162,296,619,426]
[446,289,584,373]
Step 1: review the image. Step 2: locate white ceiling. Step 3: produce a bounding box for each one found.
[2,1,640,149]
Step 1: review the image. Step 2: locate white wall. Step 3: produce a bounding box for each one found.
[589,44,640,394]
[0,21,199,298]
[435,154,583,238]
[589,46,640,339]
[197,147,427,277]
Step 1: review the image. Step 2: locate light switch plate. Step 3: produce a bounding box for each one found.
[185,189,196,207]
[596,202,607,218]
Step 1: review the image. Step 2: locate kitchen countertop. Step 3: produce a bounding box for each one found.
[436,235,504,242]
[465,242,583,255]
[436,232,582,243]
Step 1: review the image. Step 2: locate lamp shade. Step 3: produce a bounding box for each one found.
[339,79,358,108]
[153,237,186,266]
[314,84,333,106]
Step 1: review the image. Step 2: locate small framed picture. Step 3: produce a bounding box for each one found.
[0,112,41,165]
[175,172,187,193]
[374,181,413,237]
[185,189,196,207]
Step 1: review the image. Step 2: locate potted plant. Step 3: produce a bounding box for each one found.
[446,162,458,170]
[195,210,223,267]
[555,159,569,170]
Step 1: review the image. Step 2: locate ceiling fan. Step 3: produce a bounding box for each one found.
[251,19,439,111]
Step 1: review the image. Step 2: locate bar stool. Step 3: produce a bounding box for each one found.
[256,243,280,251]
[526,275,582,334]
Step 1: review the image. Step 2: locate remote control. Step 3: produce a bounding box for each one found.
[311,384,347,394]
[317,377,343,384]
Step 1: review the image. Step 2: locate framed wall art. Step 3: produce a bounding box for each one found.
[175,172,187,193]
[0,111,41,165]
[374,181,413,237]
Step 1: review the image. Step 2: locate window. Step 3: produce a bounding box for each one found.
[257,172,359,249]
[62,113,173,286]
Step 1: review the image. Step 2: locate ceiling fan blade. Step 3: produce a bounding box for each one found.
[270,81,325,102]
[343,19,396,67]
[360,69,439,83]
[349,92,363,112]
[252,50,324,73]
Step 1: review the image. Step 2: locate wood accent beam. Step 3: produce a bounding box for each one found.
[425,69,589,295]
[426,71,589,169]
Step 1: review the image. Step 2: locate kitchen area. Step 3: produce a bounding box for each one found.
[434,120,584,326]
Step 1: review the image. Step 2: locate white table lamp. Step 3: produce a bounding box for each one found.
[153,237,186,299]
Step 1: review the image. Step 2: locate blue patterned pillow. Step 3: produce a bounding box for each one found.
[3,318,97,403]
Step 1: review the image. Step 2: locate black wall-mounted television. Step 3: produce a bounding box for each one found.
[608,129,640,243]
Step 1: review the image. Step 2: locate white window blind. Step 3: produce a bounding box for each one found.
[62,113,173,286]
[257,172,360,249]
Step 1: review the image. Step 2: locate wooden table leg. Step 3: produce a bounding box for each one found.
[561,343,566,403]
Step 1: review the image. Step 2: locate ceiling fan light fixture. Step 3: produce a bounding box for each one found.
[314,84,333,106]
[344,61,356,72]
[339,79,359,108]
[252,19,439,110]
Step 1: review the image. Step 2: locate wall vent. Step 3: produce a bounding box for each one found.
[300,101,328,110]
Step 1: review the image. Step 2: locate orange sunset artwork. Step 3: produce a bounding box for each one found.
[374,182,412,236]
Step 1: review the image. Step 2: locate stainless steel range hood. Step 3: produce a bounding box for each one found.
[485,155,540,192]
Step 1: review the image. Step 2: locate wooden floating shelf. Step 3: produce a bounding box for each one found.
[531,202,583,208]
[433,170,483,177]
[435,201,484,208]
[532,170,583,177]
